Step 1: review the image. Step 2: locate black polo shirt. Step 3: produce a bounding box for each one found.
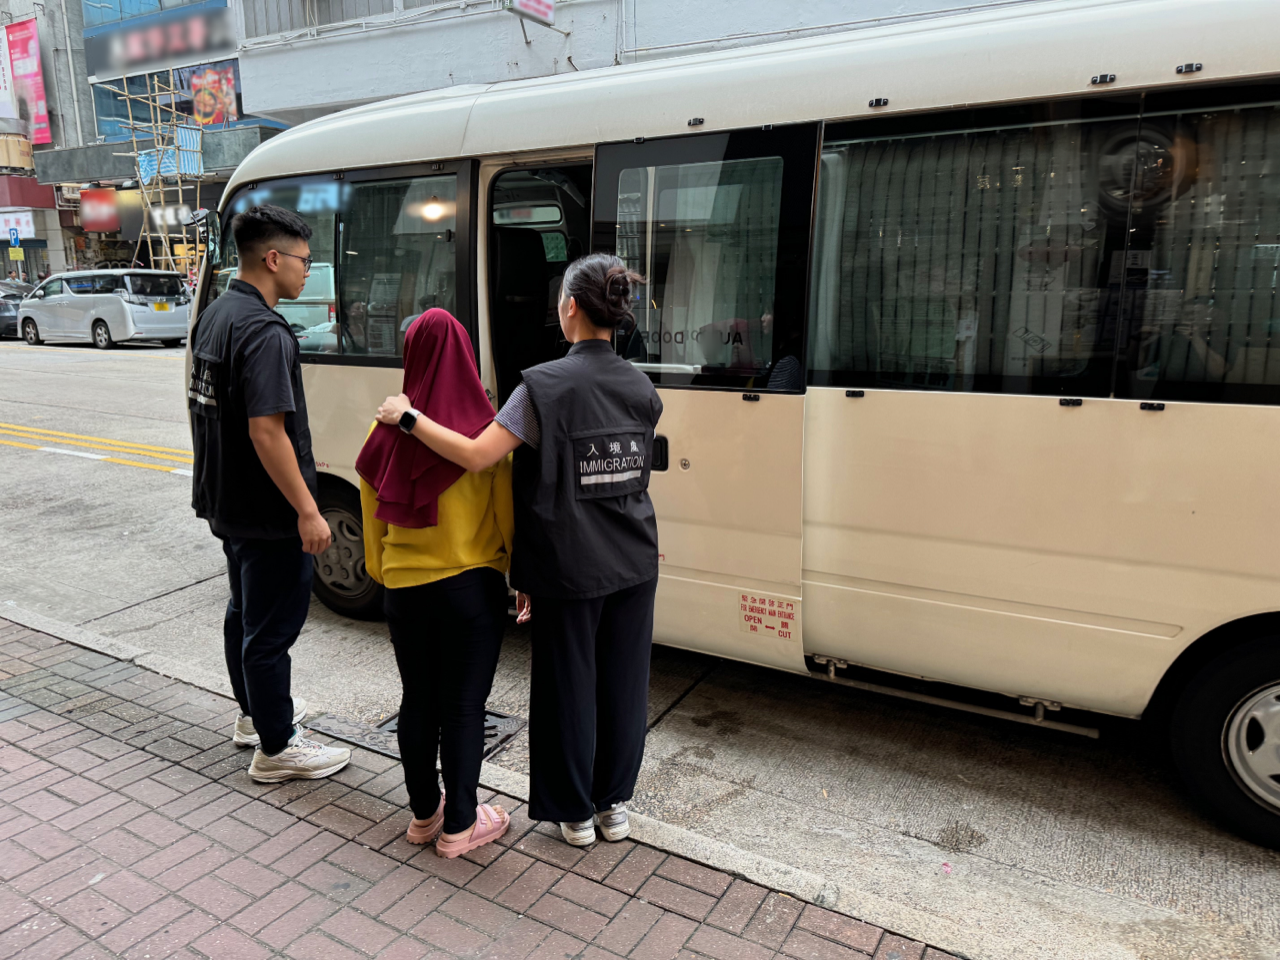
[188,278,318,540]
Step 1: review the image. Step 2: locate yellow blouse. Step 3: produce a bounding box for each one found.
[360,446,514,590]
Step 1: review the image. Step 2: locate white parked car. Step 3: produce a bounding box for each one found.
[20,270,191,349]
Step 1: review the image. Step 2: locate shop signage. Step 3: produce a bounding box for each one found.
[503,0,555,26]
[80,189,121,233]
[0,209,34,239]
[85,6,236,82]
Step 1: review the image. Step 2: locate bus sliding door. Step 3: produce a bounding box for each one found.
[592,124,818,673]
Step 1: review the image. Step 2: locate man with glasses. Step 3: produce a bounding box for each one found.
[188,204,350,783]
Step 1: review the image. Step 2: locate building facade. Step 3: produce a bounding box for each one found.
[233,0,1023,125]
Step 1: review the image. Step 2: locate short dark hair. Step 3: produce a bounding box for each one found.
[231,204,312,260]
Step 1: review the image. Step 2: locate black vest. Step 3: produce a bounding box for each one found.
[511,339,663,600]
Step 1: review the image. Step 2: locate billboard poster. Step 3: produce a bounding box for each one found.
[186,63,238,126]
[5,20,51,145]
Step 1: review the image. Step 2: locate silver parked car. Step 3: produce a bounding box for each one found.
[19,270,191,349]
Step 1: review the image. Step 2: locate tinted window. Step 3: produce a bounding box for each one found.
[810,104,1141,395]
[1118,99,1280,404]
[338,174,458,358]
[594,126,818,390]
[65,276,95,295]
[93,275,122,294]
[127,274,184,298]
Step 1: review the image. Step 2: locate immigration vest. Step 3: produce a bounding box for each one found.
[510,339,663,600]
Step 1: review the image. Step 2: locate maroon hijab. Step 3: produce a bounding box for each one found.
[355,309,493,528]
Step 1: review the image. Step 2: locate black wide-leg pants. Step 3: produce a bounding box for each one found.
[527,575,658,823]
[384,566,507,835]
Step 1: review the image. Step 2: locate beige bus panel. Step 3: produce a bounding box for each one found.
[652,390,805,673]
[301,364,402,486]
[227,0,1278,197]
[802,388,1280,716]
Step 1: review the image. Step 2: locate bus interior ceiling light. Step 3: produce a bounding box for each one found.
[422,198,445,220]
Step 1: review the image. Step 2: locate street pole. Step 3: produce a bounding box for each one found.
[57,0,84,146]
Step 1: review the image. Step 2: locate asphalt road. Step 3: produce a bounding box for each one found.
[0,339,1276,960]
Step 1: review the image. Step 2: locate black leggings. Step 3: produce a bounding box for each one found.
[384,566,507,834]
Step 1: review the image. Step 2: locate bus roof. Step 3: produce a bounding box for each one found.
[227,0,1278,200]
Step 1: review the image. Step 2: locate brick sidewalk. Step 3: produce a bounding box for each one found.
[0,619,953,960]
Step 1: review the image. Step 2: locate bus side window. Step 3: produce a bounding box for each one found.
[1120,98,1280,405]
[593,126,817,391]
[808,102,1142,398]
[338,175,458,359]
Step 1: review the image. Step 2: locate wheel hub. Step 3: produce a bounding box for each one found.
[1225,681,1280,812]
[317,507,372,599]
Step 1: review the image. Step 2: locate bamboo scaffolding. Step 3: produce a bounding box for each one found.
[105,69,205,279]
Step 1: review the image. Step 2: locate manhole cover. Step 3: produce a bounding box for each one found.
[306,710,525,761]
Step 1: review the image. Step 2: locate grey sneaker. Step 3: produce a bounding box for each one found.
[560,818,596,846]
[248,730,350,783]
[233,697,308,747]
[595,803,630,842]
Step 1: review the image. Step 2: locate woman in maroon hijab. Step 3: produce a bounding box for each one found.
[356,309,513,858]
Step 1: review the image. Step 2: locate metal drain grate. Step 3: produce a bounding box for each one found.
[306,710,525,762]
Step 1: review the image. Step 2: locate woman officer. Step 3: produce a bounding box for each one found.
[376,253,662,846]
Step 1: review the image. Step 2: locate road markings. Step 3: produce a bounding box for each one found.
[0,428,193,463]
[0,424,193,479]
[0,419,192,455]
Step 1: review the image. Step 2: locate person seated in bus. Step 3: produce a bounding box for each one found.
[356,308,514,859]
[1137,296,1238,384]
[188,204,351,784]
[375,254,662,847]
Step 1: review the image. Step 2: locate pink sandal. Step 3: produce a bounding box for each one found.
[435,803,509,859]
[406,792,445,845]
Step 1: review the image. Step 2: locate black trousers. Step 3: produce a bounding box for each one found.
[222,536,314,755]
[384,566,507,834]
[527,575,658,823]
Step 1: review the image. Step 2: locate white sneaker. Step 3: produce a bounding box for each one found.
[233,697,308,747]
[560,818,596,846]
[248,730,350,783]
[595,803,630,842]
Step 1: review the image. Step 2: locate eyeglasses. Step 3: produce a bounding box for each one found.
[264,251,313,273]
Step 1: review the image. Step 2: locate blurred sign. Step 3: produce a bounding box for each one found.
[3,21,50,145]
[85,6,236,82]
[81,189,121,233]
[0,209,34,238]
[187,64,237,126]
[503,0,555,26]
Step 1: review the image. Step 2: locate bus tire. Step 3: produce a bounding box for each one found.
[1169,634,1280,849]
[313,480,384,621]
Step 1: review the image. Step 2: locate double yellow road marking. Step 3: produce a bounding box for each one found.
[0,421,193,477]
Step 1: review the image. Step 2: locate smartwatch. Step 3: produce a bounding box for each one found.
[398,408,421,434]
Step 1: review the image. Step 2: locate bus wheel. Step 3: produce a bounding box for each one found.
[1170,635,1280,849]
[313,481,384,621]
